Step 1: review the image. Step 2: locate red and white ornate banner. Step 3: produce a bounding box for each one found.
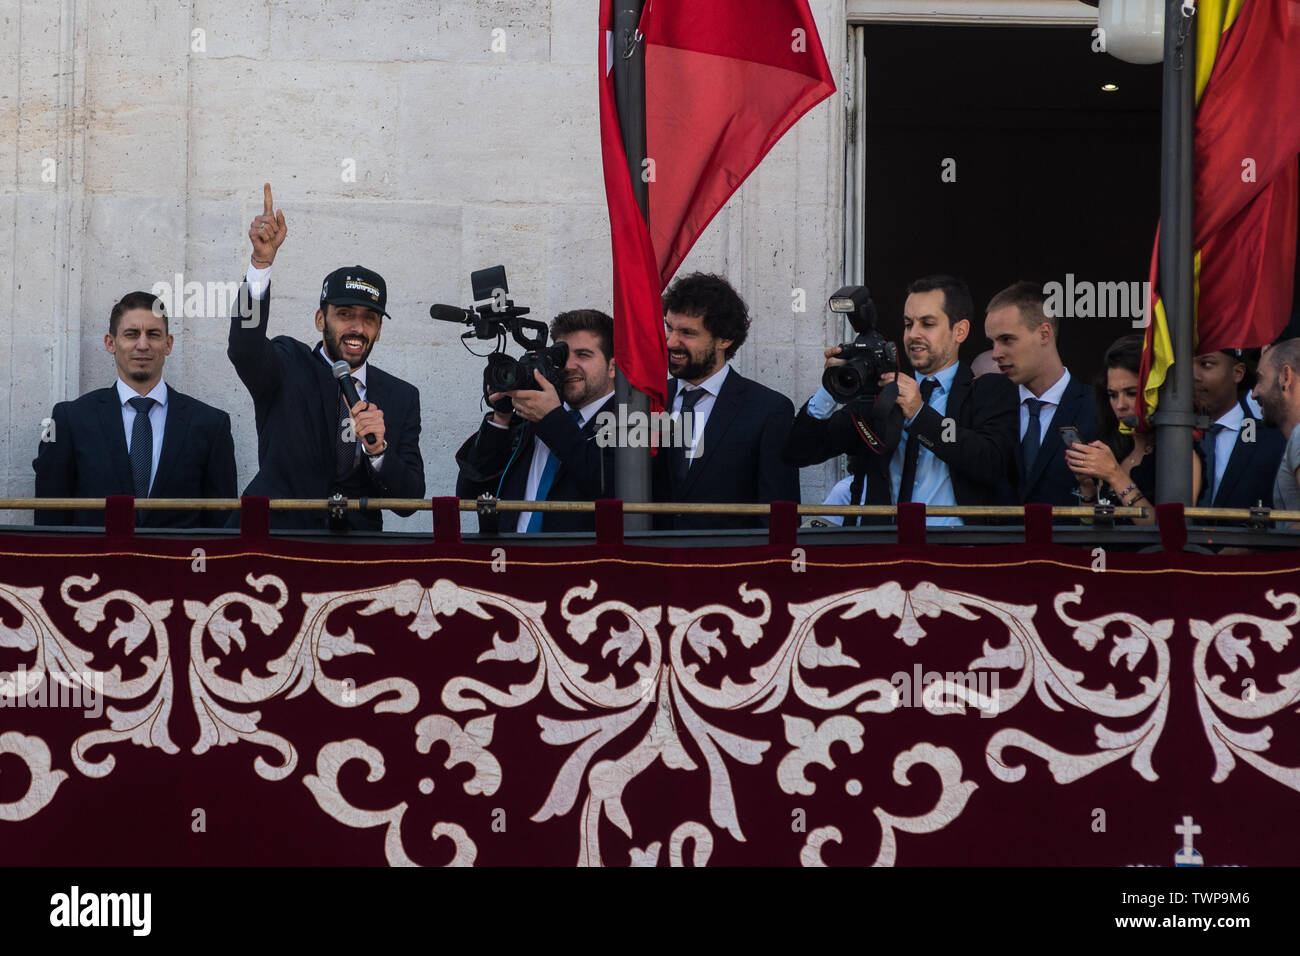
[2,533,1299,866]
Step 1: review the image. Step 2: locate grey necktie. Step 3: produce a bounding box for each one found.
[128,396,155,498]
[336,379,361,478]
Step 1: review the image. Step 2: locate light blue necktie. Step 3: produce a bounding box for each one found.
[523,408,583,532]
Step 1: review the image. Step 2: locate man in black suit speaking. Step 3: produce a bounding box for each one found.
[784,275,1018,525]
[456,309,617,532]
[33,291,237,527]
[652,273,801,530]
[227,184,424,531]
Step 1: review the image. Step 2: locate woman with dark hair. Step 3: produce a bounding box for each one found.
[1065,333,1201,526]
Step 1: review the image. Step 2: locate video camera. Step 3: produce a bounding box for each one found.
[430,266,569,412]
[822,285,899,403]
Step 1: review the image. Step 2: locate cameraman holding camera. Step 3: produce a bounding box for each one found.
[785,275,1018,525]
[456,310,617,532]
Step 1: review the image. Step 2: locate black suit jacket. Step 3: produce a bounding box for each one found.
[784,363,1019,518]
[455,394,617,533]
[1011,372,1099,508]
[227,282,425,531]
[651,368,801,530]
[1206,396,1286,510]
[33,384,236,528]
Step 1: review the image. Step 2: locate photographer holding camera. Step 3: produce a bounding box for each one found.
[455,309,617,532]
[227,183,425,531]
[784,275,1018,525]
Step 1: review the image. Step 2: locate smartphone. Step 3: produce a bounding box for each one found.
[1059,425,1082,448]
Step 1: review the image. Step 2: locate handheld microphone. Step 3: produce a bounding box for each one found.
[331,359,377,446]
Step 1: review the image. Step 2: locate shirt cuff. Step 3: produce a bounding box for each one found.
[246,262,271,299]
[805,386,837,420]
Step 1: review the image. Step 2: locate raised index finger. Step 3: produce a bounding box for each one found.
[263,183,273,216]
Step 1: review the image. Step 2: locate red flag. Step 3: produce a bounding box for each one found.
[600,0,836,408]
[1140,0,1300,424]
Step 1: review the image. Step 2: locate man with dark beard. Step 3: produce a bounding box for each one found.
[227,183,424,531]
[652,272,800,530]
[456,309,616,532]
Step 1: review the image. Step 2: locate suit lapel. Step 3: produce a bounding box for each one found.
[96,387,135,493]
[1024,377,1082,492]
[1212,399,1257,507]
[677,369,742,499]
[550,393,615,485]
[946,364,973,422]
[314,344,344,457]
[152,387,191,495]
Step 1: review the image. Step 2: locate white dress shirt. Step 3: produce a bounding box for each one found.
[671,362,731,462]
[1019,368,1072,443]
[117,378,168,493]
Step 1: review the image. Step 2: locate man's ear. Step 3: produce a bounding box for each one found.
[104,333,115,354]
[315,308,326,333]
[952,318,970,344]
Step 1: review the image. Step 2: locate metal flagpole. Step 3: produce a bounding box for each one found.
[1154,0,1197,506]
[612,3,653,532]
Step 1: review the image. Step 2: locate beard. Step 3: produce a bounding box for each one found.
[668,349,717,382]
[1256,383,1283,429]
[563,373,602,409]
[323,325,375,369]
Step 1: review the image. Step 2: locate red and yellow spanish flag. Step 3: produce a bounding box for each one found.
[1140,0,1300,425]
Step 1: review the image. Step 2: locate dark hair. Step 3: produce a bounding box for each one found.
[550,309,614,362]
[1232,348,1253,392]
[1094,333,1144,460]
[110,291,168,336]
[662,272,750,359]
[987,280,1057,338]
[906,275,974,328]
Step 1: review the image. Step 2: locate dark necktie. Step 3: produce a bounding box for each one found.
[672,387,705,486]
[128,396,155,498]
[1197,423,1226,506]
[1021,397,1045,477]
[336,378,361,479]
[898,378,938,504]
[523,407,584,532]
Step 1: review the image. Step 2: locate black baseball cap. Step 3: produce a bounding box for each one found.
[320,266,389,318]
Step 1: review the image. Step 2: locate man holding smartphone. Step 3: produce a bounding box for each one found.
[983,281,1097,508]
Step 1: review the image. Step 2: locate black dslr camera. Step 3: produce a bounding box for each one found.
[822,285,898,403]
[430,266,569,412]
